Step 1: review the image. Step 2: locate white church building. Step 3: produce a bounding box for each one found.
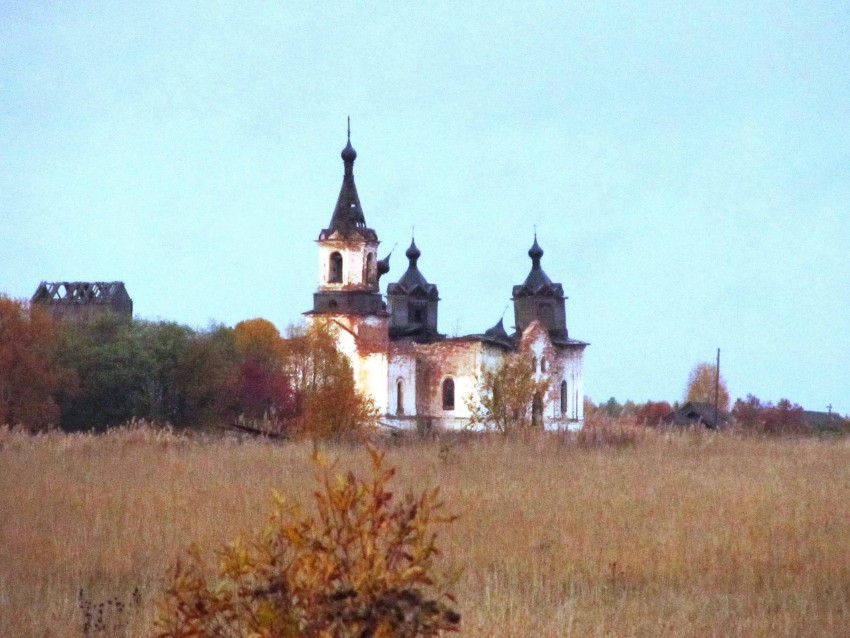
[305,131,587,431]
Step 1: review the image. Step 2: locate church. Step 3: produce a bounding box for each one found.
[305,129,587,431]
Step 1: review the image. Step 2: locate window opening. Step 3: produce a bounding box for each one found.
[532,392,544,427]
[396,379,404,415]
[442,378,455,410]
[560,380,567,415]
[365,253,376,284]
[408,301,427,324]
[329,252,343,284]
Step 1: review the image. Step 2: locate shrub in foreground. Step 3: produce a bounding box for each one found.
[155,446,460,638]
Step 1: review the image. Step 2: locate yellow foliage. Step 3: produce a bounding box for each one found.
[234,318,283,366]
[154,445,460,638]
[685,362,730,411]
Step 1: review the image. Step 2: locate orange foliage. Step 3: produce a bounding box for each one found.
[154,446,460,638]
[0,297,71,430]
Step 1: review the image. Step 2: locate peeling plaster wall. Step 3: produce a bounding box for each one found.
[386,351,417,428]
[517,321,586,430]
[311,315,585,433]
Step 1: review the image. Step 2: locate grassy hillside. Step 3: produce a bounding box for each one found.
[1,426,848,637]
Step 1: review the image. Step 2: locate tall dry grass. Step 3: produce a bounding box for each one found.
[1,424,849,637]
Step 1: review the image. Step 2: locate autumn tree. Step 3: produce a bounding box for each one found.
[467,352,550,433]
[0,296,71,430]
[684,362,729,411]
[731,394,806,434]
[280,322,377,440]
[634,400,672,425]
[232,319,296,427]
[731,394,764,430]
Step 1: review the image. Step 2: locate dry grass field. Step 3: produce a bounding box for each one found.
[1,425,849,637]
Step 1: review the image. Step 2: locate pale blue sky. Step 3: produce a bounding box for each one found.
[1,2,848,414]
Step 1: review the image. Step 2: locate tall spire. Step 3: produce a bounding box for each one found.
[322,119,373,239]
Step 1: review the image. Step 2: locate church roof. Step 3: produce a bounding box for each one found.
[481,317,514,348]
[319,123,377,241]
[387,238,439,300]
[512,235,565,299]
[32,281,131,305]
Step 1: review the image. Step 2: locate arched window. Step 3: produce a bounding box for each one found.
[560,380,568,415]
[540,357,547,373]
[531,356,538,373]
[442,378,455,410]
[329,252,343,284]
[532,392,544,427]
[365,253,377,284]
[396,379,404,415]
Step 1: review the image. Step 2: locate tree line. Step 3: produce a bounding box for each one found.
[0,296,375,436]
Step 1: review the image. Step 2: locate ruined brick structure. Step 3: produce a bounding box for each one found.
[31,281,133,322]
[306,128,587,431]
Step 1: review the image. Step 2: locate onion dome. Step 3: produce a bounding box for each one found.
[341,115,357,163]
[388,238,438,300]
[518,234,554,292]
[405,238,421,265]
[341,138,357,163]
[377,252,391,279]
[528,234,544,268]
[484,317,510,340]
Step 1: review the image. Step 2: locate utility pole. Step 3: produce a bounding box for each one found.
[714,348,720,428]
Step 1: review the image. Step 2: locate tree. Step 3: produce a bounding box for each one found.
[137,321,194,423]
[280,322,377,440]
[684,362,729,411]
[234,318,284,369]
[732,395,806,434]
[174,324,239,427]
[634,401,672,425]
[467,352,550,433]
[54,314,153,430]
[232,319,296,427]
[763,398,805,434]
[598,397,623,418]
[0,297,71,430]
[731,394,764,430]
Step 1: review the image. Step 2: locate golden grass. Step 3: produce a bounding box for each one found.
[1,425,849,637]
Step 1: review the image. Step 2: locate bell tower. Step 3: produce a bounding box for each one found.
[305,123,393,418]
[311,121,388,316]
[387,238,440,339]
[511,234,569,342]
